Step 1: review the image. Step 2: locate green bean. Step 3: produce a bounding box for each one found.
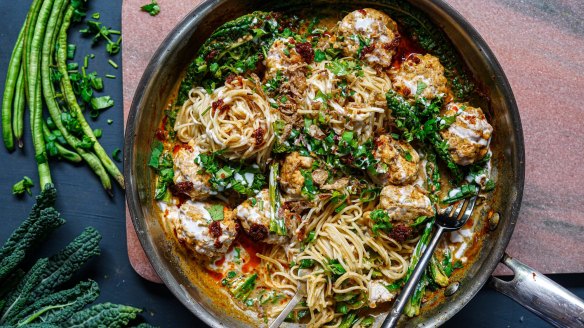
[22,0,43,109]
[41,6,112,194]
[29,0,58,189]
[42,122,82,163]
[56,5,125,188]
[13,67,25,148]
[2,24,26,151]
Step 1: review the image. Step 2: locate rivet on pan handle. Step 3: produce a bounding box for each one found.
[490,254,584,328]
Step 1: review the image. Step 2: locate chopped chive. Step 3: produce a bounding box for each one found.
[105,74,116,79]
[108,59,118,69]
[67,44,76,59]
[83,55,89,69]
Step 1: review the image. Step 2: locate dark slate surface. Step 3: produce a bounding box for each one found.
[0,0,581,327]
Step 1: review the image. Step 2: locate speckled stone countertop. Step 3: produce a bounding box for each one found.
[122,0,584,282]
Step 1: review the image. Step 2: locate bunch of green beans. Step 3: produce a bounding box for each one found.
[1,0,124,194]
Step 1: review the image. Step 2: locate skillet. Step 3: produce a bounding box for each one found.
[124,0,584,326]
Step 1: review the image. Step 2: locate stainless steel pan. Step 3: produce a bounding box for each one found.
[124,0,584,326]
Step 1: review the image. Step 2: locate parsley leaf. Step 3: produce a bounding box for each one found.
[370,209,392,235]
[141,0,160,16]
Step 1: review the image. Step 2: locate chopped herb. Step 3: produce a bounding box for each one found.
[80,20,122,55]
[196,152,266,196]
[77,135,95,150]
[12,176,34,196]
[206,204,225,221]
[67,44,76,59]
[141,0,161,16]
[93,129,102,138]
[90,96,114,112]
[442,184,478,204]
[107,119,113,125]
[112,148,122,162]
[92,12,100,19]
[370,209,392,235]
[105,74,116,79]
[327,259,346,277]
[108,59,118,69]
[314,49,326,62]
[299,259,315,269]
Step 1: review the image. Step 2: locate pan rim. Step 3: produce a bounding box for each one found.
[123,0,525,326]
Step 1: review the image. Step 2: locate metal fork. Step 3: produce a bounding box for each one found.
[269,269,308,328]
[381,195,479,328]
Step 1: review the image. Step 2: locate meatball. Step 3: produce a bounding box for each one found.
[265,38,305,78]
[166,201,237,257]
[440,103,493,165]
[391,54,449,100]
[369,134,420,186]
[280,152,314,197]
[173,147,213,200]
[368,280,395,308]
[338,8,400,68]
[235,189,290,245]
[379,184,434,222]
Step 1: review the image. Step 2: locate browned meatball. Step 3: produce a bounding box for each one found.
[391,54,449,100]
[379,184,434,223]
[173,148,213,200]
[440,102,493,165]
[165,201,237,257]
[338,8,400,68]
[235,189,290,245]
[369,134,420,186]
[280,152,314,197]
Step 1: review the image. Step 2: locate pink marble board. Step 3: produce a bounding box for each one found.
[122,0,584,283]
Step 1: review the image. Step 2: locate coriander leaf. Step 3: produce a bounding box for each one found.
[90,96,114,111]
[141,0,160,16]
[77,135,95,150]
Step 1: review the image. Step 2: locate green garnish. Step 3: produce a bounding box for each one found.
[369,209,392,235]
[206,204,225,221]
[112,148,121,162]
[108,59,118,69]
[141,0,160,16]
[12,176,34,196]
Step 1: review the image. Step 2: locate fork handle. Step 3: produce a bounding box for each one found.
[381,225,445,328]
[269,291,303,328]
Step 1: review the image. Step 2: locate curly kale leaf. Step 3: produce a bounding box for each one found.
[0,258,50,323]
[9,280,99,325]
[65,302,141,328]
[386,90,463,181]
[0,186,63,282]
[30,227,101,301]
[178,11,296,103]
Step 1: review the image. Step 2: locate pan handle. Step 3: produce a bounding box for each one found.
[490,253,584,327]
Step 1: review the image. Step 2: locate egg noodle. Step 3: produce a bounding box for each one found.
[175,75,277,165]
[299,59,392,142]
[158,7,494,328]
[257,193,419,327]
